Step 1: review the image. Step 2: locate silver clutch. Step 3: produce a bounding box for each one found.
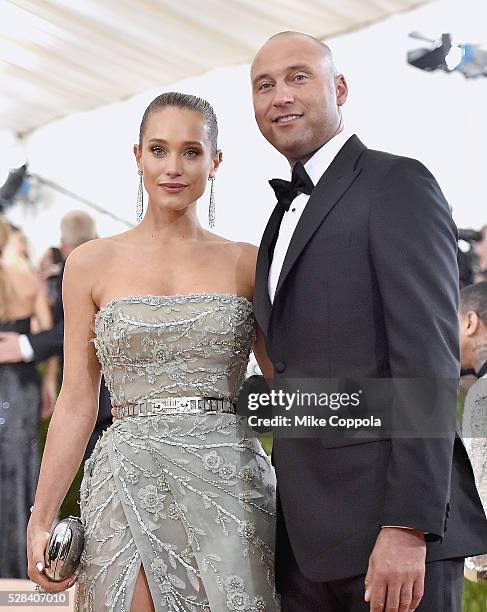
[44,516,84,582]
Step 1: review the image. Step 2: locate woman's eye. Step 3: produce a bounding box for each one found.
[152,146,165,156]
[185,149,200,158]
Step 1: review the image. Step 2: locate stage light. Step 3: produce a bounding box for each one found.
[0,164,28,212]
[408,32,487,78]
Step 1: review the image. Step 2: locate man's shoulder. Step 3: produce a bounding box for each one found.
[361,145,429,176]
[352,144,440,194]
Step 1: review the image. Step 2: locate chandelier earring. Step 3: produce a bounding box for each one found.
[136,169,144,223]
[208,176,215,228]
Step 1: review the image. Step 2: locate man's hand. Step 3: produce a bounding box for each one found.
[365,527,426,611]
[0,332,22,363]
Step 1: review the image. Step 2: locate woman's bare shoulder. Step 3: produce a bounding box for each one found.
[232,241,259,263]
[225,241,259,293]
[63,236,121,274]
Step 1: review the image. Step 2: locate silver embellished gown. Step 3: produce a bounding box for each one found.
[75,294,279,612]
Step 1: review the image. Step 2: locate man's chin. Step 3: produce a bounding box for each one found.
[274,142,316,164]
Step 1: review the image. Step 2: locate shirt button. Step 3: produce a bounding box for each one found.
[275,361,286,373]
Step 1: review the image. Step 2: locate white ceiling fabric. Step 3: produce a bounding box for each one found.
[0,0,433,134]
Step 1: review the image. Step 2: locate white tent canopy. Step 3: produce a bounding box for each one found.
[0,0,432,134]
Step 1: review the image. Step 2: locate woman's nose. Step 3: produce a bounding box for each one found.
[164,154,183,176]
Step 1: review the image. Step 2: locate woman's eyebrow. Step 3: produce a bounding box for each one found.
[147,138,204,146]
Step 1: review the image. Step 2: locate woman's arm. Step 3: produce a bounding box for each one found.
[32,276,59,419]
[27,242,102,591]
[239,242,274,380]
[253,323,274,379]
[41,356,59,420]
[32,278,52,332]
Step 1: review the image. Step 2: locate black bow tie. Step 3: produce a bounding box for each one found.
[269,161,314,212]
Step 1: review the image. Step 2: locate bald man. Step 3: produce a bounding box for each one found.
[251,32,487,612]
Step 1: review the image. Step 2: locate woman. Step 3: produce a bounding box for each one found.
[0,217,52,577]
[27,93,280,611]
[3,223,34,274]
[38,245,64,309]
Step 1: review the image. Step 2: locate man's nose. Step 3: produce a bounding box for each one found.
[272,83,294,107]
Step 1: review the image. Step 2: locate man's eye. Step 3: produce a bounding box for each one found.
[294,74,307,81]
[258,83,272,91]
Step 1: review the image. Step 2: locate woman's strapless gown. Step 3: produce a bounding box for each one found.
[75,294,280,612]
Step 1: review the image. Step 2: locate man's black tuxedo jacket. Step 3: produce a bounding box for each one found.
[254,135,487,583]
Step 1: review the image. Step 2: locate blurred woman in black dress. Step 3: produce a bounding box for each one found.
[0,216,53,578]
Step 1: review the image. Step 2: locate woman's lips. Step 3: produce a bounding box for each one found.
[159,183,188,194]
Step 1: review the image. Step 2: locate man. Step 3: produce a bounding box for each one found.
[0,210,110,460]
[459,282,487,581]
[251,32,487,611]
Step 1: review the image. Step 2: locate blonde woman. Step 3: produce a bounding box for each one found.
[0,216,52,577]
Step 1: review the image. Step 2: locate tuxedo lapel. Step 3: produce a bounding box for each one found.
[254,203,284,334]
[273,135,366,304]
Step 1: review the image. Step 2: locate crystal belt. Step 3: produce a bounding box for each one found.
[114,396,236,419]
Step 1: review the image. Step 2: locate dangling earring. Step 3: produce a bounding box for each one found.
[136,169,144,223]
[208,176,215,228]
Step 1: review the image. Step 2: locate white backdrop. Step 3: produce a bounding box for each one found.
[3,0,487,261]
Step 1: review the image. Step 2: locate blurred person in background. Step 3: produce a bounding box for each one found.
[0,215,53,578]
[38,245,64,309]
[0,211,106,448]
[3,222,34,275]
[473,270,487,284]
[473,224,487,278]
[459,282,487,578]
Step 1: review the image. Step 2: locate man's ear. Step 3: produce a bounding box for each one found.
[336,74,348,106]
[466,310,480,336]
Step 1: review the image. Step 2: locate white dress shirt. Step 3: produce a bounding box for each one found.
[268,129,354,304]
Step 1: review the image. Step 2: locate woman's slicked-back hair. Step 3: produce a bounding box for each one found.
[139,92,218,155]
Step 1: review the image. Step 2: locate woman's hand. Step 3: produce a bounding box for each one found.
[27,520,77,593]
[111,402,121,422]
